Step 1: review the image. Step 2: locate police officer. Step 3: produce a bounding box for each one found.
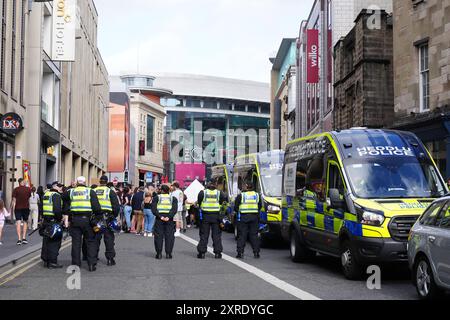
[234,183,262,259]
[40,181,64,268]
[197,180,227,259]
[94,176,120,266]
[152,184,178,259]
[62,176,102,272]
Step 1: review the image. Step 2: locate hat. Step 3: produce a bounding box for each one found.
[100,175,109,183]
[76,176,86,184]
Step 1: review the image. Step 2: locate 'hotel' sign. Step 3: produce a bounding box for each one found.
[52,0,76,61]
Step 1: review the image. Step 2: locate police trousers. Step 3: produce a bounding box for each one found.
[41,221,62,264]
[236,214,260,254]
[69,215,98,267]
[95,229,116,260]
[197,213,222,254]
[154,219,175,254]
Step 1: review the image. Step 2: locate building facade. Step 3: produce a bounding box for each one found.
[0,0,109,206]
[270,38,297,150]
[117,75,169,187]
[152,73,270,182]
[334,10,394,130]
[108,91,134,185]
[294,0,393,138]
[392,0,450,178]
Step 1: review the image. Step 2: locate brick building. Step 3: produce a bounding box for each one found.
[333,10,394,130]
[392,0,450,178]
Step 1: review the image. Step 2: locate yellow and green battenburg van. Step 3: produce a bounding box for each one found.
[232,150,285,240]
[281,129,447,279]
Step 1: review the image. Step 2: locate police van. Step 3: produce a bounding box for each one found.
[211,164,234,232]
[281,129,447,279]
[232,150,285,243]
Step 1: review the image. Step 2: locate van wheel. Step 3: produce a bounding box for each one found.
[414,256,443,300]
[290,230,315,263]
[340,240,363,280]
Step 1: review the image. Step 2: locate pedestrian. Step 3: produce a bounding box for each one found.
[40,181,65,268]
[131,186,145,235]
[182,192,188,232]
[171,181,184,237]
[29,187,40,231]
[62,176,102,272]
[11,178,32,245]
[0,199,11,245]
[152,184,178,259]
[123,187,133,232]
[234,183,262,259]
[196,180,227,259]
[142,190,155,237]
[93,176,121,266]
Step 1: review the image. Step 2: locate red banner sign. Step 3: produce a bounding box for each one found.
[307,29,319,84]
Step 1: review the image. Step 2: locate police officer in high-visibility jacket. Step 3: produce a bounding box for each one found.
[151,184,178,259]
[62,176,102,271]
[40,181,65,268]
[197,180,227,259]
[234,183,262,259]
[94,176,120,266]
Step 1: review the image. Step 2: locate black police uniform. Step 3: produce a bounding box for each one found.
[40,189,63,267]
[94,185,120,264]
[234,192,262,257]
[151,193,178,258]
[62,186,102,269]
[197,188,227,257]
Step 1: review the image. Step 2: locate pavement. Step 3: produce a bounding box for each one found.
[0,226,444,300]
[0,223,42,268]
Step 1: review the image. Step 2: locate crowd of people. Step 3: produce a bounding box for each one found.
[1,176,262,270]
[0,178,194,246]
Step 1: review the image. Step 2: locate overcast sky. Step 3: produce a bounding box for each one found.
[95,0,314,83]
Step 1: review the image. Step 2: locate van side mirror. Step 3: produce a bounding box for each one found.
[329,188,345,210]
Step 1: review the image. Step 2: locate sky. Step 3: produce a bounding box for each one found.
[94,0,314,83]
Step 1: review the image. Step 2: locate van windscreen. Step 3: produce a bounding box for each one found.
[335,131,446,199]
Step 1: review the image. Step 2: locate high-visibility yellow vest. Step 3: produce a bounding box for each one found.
[94,186,112,212]
[157,194,172,214]
[303,189,316,210]
[43,191,60,217]
[70,186,92,213]
[201,190,220,213]
[239,191,259,214]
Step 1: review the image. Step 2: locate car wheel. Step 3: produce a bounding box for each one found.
[414,257,443,300]
[290,230,315,263]
[340,240,363,280]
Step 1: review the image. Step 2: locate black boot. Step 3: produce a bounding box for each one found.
[48,263,63,269]
[197,253,206,259]
[236,253,243,259]
[88,264,97,272]
[166,253,173,259]
[107,258,116,266]
[254,252,260,259]
[155,253,162,260]
[215,253,222,259]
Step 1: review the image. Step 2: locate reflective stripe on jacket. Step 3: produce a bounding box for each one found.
[70,187,92,213]
[200,190,220,212]
[94,186,112,212]
[157,194,172,214]
[43,191,60,217]
[239,191,259,214]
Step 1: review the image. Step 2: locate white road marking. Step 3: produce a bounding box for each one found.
[179,234,321,300]
[0,241,72,286]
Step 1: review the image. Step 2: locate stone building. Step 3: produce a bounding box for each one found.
[334,10,394,130]
[392,0,450,177]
